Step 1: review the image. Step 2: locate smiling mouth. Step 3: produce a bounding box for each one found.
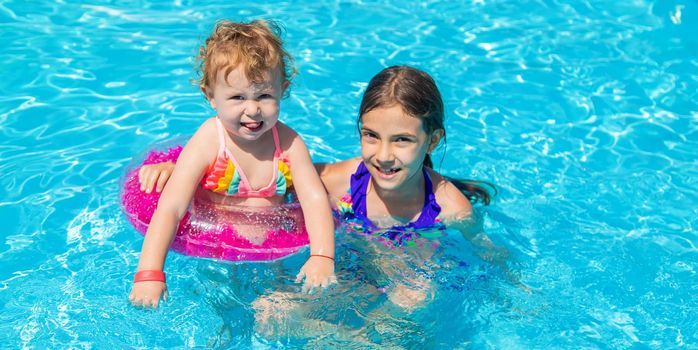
[241,121,263,131]
[374,165,400,176]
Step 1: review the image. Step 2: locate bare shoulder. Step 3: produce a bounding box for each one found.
[317,158,361,201]
[273,122,315,173]
[191,117,218,141]
[427,168,473,221]
[274,121,302,150]
[180,117,218,165]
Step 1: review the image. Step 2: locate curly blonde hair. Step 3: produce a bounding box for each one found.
[195,20,295,95]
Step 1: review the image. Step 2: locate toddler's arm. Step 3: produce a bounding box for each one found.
[129,121,216,307]
[279,124,336,290]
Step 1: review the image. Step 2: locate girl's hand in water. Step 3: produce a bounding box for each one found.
[138,161,175,193]
[295,255,337,293]
[129,281,168,308]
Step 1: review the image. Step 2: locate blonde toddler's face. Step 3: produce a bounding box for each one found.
[206,66,288,143]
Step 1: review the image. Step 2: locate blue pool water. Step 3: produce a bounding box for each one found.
[1,0,696,348]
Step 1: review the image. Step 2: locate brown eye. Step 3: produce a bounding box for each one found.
[361,131,378,141]
[394,136,415,145]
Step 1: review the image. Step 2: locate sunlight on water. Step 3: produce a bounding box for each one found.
[1,0,696,348]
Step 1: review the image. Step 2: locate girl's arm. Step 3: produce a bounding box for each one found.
[431,170,527,289]
[430,170,497,248]
[129,119,217,307]
[139,161,175,194]
[278,123,336,289]
[137,155,363,201]
[428,169,474,222]
[314,157,361,207]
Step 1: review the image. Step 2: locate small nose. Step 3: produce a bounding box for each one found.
[375,142,394,163]
[244,100,260,116]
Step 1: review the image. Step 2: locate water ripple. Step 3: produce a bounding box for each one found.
[1,0,697,347]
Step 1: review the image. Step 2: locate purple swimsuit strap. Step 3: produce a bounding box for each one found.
[350,162,441,230]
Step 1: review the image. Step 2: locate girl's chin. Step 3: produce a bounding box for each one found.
[370,173,405,191]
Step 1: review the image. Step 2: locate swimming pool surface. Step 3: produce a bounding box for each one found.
[1,0,696,348]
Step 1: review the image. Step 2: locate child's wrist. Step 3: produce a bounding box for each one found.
[310,254,334,262]
[134,270,166,283]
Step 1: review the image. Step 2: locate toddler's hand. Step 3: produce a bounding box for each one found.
[129,281,168,308]
[138,161,175,193]
[295,256,337,293]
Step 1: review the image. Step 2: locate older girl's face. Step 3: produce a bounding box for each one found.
[359,105,442,192]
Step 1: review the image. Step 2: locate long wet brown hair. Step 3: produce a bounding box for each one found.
[357,65,496,205]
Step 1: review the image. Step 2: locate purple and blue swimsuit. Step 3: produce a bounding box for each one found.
[336,162,446,247]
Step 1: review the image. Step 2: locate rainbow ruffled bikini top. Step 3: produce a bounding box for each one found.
[336,162,445,247]
[201,118,292,198]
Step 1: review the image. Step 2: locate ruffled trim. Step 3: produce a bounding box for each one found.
[202,156,235,193]
[204,152,292,197]
[349,162,373,229]
[337,192,353,214]
[226,166,241,195]
[277,159,293,189]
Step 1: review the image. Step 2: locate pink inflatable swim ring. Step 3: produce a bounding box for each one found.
[120,144,309,262]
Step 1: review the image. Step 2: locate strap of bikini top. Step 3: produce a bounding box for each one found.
[214,117,227,156]
[350,162,376,230]
[410,168,442,228]
[271,125,282,158]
